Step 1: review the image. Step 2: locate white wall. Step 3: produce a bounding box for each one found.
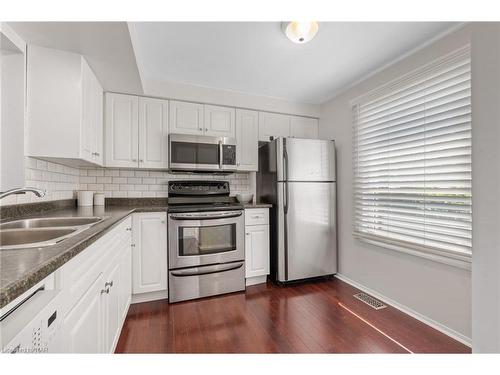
[470,23,500,353]
[320,25,475,343]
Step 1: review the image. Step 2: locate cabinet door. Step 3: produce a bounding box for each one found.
[169,100,204,135]
[103,258,121,353]
[290,116,318,139]
[92,73,104,165]
[80,60,94,163]
[62,273,104,353]
[138,97,169,169]
[104,93,139,168]
[119,244,132,322]
[132,212,168,294]
[204,105,236,137]
[258,112,290,142]
[245,224,270,278]
[236,109,258,171]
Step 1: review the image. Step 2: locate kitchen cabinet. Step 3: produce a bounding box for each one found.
[236,109,259,171]
[26,45,104,167]
[132,212,168,296]
[0,23,26,193]
[244,208,270,285]
[169,100,204,135]
[290,116,319,139]
[139,97,169,169]
[170,101,235,138]
[104,93,168,169]
[60,217,132,353]
[258,112,291,141]
[204,105,236,137]
[62,274,105,353]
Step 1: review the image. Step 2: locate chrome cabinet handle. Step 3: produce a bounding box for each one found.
[205,128,208,131]
[131,243,136,247]
[126,227,132,231]
[101,288,110,295]
[139,159,144,163]
[105,281,113,288]
[132,158,137,162]
[199,127,202,131]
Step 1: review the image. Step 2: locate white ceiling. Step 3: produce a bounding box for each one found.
[130,22,459,104]
[9,22,143,94]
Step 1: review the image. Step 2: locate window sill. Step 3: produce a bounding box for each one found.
[352,232,472,270]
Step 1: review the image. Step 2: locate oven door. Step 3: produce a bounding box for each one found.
[168,210,245,269]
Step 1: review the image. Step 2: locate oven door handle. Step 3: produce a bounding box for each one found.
[169,211,243,220]
[171,262,244,277]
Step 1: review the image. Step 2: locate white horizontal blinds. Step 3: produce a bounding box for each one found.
[353,47,471,256]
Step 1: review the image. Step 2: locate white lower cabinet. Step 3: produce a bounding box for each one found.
[131,212,168,301]
[244,208,270,286]
[62,273,105,353]
[60,217,132,353]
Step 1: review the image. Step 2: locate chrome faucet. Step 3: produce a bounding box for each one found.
[0,187,46,200]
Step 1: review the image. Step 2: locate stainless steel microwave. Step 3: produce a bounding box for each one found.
[169,134,237,172]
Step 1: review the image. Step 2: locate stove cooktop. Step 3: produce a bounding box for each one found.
[167,202,244,213]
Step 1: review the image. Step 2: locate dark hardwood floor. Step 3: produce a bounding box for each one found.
[115,278,470,353]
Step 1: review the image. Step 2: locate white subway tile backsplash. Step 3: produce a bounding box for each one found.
[1,157,254,207]
[0,157,79,206]
[119,170,135,177]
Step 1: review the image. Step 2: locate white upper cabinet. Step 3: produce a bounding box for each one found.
[0,23,25,192]
[258,112,290,141]
[138,97,169,169]
[169,100,204,135]
[104,93,139,168]
[170,101,235,138]
[236,109,258,171]
[104,94,168,169]
[290,116,319,139]
[27,45,104,167]
[204,105,236,137]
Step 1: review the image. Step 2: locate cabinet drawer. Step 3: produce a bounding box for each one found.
[59,216,132,317]
[245,208,269,226]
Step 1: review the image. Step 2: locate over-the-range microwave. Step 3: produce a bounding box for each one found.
[169,134,237,173]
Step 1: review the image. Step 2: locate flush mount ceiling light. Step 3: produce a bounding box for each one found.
[282,21,319,44]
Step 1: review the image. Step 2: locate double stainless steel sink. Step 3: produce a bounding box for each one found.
[0,217,105,250]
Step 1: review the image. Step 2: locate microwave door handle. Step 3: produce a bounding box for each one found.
[218,140,223,169]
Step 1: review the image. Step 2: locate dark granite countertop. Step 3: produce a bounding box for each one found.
[0,200,168,309]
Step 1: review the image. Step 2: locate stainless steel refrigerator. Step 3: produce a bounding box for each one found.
[257,137,337,283]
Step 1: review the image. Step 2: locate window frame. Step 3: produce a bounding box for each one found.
[351,46,472,270]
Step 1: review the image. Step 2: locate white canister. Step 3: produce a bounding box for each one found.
[93,193,105,206]
[77,191,94,206]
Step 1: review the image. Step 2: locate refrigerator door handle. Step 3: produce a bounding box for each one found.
[283,146,289,214]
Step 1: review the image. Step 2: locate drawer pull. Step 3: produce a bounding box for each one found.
[101,288,110,295]
[105,281,113,288]
[126,227,132,231]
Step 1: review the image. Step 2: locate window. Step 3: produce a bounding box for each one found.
[352,46,471,262]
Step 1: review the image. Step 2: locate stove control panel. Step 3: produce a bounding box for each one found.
[168,180,230,196]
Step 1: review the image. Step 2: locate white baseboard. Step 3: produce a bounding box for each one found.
[246,275,267,286]
[131,290,168,304]
[334,274,472,348]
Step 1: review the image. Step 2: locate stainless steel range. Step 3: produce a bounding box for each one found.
[167,180,245,303]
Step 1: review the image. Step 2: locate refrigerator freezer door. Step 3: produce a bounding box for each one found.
[278,181,337,282]
[278,138,336,182]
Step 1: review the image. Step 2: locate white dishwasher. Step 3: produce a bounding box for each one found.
[0,289,62,353]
